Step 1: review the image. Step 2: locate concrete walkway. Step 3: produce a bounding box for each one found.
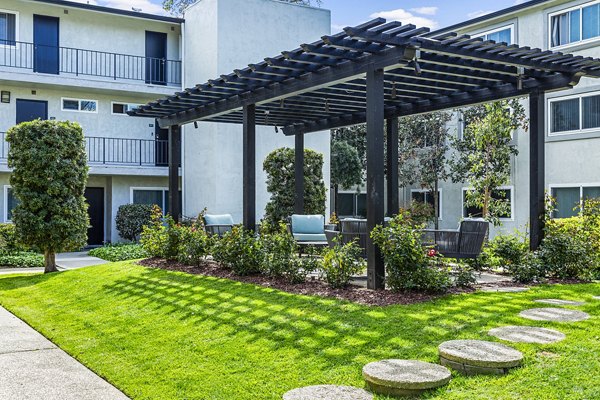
[0,251,106,275]
[0,306,128,399]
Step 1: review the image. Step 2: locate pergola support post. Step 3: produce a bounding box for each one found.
[366,66,386,290]
[168,124,181,222]
[243,104,256,231]
[529,90,546,251]
[386,117,399,216]
[294,134,304,214]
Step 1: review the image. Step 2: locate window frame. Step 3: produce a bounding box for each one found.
[549,183,600,218]
[336,191,367,218]
[111,102,143,116]
[0,9,19,49]
[473,24,515,44]
[461,186,515,221]
[130,187,169,212]
[410,188,443,220]
[548,91,600,136]
[549,0,600,49]
[61,97,98,113]
[4,185,15,223]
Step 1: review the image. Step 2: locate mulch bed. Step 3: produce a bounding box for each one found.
[138,258,475,306]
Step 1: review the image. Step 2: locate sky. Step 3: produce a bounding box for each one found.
[72,0,529,31]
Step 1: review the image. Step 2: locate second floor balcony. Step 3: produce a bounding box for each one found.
[0,40,182,87]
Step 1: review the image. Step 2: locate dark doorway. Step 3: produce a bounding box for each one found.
[84,187,104,246]
[33,15,59,74]
[16,99,48,124]
[155,122,169,166]
[145,31,167,85]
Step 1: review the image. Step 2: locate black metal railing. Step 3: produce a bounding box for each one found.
[0,39,181,85]
[0,133,169,166]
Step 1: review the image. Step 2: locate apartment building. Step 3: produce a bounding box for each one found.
[0,0,331,244]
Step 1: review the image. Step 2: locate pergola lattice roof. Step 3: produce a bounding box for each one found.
[129,18,600,134]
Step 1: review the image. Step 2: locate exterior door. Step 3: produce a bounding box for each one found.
[33,15,59,74]
[145,31,167,85]
[84,187,104,246]
[155,122,169,166]
[16,99,48,124]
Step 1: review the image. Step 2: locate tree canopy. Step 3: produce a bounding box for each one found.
[163,0,321,16]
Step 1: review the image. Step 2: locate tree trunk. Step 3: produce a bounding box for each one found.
[433,180,440,230]
[44,250,58,273]
[483,188,490,220]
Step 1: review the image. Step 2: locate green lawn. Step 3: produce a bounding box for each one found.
[0,261,598,400]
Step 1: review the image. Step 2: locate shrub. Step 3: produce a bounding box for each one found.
[88,244,149,262]
[140,206,181,260]
[259,222,301,281]
[454,264,477,288]
[320,240,365,289]
[539,226,595,280]
[371,212,451,293]
[116,204,153,242]
[212,226,262,275]
[178,225,211,267]
[0,251,44,268]
[0,223,25,253]
[511,252,546,284]
[489,232,529,272]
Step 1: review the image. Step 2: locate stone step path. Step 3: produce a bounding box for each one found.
[438,340,523,375]
[593,296,600,300]
[362,359,451,397]
[488,326,565,344]
[283,385,373,400]
[480,286,529,293]
[519,307,590,322]
[534,299,585,306]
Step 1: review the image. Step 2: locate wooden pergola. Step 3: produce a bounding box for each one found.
[129,18,600,290]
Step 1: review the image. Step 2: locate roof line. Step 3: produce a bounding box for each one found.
[30,0,184,23]
[428,0,550,36]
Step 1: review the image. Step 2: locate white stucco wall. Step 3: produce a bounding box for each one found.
[181,0,332,222]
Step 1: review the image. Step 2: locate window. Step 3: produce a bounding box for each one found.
[4,186,18,222]
[410,189,442,218]
[475,25,513,44]
[462,188,513,219]
[112,102,142,115]
[550,2,600,48]
[336,192,366,217]
[551,185,600,218]
[62,98,98,113]
[131,188,181,214]
[549,92,600,134]
[0,11,17,46]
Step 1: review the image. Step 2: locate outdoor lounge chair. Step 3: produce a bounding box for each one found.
[204,214,234,237]
[289,214,328,245]
[325,218,368,257]
[421,219,489,259]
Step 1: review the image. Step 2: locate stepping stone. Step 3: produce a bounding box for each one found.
[283,385,373,400]
[480,286,529,293]
[534,299,585,306]
[519,308,590,322]
[438,340,523,375]
[488,325,566,344]
[362,359,451,397]
[593,296,600,300]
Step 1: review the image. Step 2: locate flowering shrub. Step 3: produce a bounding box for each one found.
[212,226,262,275]
[320,240,365,289]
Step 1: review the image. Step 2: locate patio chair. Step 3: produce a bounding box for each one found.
[325,218,368,257]
[203,214,234,237]
[289,214,328,246]
[421,219,489,259]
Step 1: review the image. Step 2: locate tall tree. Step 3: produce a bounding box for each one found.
[330,140,362,214]
[163,0,322,16]
[7,120,89,273]
[450,99,528,226]
[331,124,367,173]
[397,112,452,228]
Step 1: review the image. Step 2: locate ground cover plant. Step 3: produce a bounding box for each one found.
[88,244,149,262]
[0,262,598,399]
[0,223,43,268]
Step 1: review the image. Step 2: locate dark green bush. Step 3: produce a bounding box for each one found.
[212,226,262,275]
[320,240,365,289]
[489,232,529,272]
[0,223,26,253]
[116,204,153,242]
[539,228,595,280]
[88,244,149,262]
[511,252,546,283]
[0,251,43,268]
[371,211,451,293]
[177,225,211,267]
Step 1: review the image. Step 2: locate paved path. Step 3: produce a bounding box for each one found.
[0,306,128,399]
[0,251,106,275]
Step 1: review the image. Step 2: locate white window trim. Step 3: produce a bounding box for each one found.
[111,102,142,116]
[473,24,515,44]
[549,183,600,215]
[3,185,13,223]
[549,0,600,50]
[461,186,515,221]
[0,9,19,49]
[410,188,443,220]
[130,187,169,213]
[61,97,98,113]
[547,91,600,136]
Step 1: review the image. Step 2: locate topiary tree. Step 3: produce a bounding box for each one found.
[7,120,89,273]
[263,147,326,225]
[116,204,154,242]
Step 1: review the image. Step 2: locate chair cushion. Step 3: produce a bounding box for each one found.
[204,214,234,226]
[291,214,324,234]
[293,233,327,242]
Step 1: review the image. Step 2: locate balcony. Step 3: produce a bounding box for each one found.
[0,39,181,86]
[0,134,169,167]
